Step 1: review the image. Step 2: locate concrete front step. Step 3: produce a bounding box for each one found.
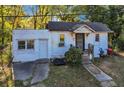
[82,54,90,64]
[82,53,88,56]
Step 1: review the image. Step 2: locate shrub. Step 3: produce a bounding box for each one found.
[64,47,82,64]
[116,36,124,51]
[15,80,24,87]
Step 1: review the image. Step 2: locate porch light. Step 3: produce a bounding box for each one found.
[86,33,89,37]
[71,32,74,37]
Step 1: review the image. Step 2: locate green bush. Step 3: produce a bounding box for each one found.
[117,36,124,51]
[15,80,24,87]
[64,47,82,64]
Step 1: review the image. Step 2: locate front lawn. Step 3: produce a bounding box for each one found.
[42,64,100,87]
[94,55,124,87]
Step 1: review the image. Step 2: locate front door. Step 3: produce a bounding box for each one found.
[76,33,85,51]
[39,39,48,58]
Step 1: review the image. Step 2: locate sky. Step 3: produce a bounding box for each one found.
[23,5,37,15]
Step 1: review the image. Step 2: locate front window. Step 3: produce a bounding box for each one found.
[59,34,65,47]
[95,34,99,42]
[18,40,34,50]
[18,41,25,49]
[27,40,34,49]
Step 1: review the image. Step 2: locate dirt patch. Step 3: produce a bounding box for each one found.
[114,51,124,57]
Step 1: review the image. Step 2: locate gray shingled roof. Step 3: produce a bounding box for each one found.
[47,21,79,31]
[47,21,112,32]
[85,22,112,32]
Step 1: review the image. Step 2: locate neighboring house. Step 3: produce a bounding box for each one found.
[12,21,113,62]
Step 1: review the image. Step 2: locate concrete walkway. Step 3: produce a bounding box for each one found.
[83,64,117,87]
[82,53,117,87]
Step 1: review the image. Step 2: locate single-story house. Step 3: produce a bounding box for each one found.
[12,21,112,62]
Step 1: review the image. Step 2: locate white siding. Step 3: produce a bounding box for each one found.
[12,30,51,62]
[85,33,95,49]
[85,32,108,57]
[12,29,108,62]
[12,30,75,62]
[99,33,108,54]
[50,31,75,58]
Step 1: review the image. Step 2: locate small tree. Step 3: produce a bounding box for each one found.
[64,46,82,64]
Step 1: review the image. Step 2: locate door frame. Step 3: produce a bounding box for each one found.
[75,33,85,51]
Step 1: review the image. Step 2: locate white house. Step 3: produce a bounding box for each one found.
[12,21,112,62]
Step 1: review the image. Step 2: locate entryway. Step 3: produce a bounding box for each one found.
[75,33,85,51]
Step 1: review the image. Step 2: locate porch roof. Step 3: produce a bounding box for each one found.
[47,21,113,33]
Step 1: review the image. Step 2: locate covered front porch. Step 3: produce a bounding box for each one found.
[74,24,95,52]
[73,25,95,63]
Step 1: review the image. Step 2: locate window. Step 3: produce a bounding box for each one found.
[27,40,34,49]
[59,34,65,47]
[60,34,64,42]
[95,34,99,42]
[18,40,34,50]
[18,41,25,49]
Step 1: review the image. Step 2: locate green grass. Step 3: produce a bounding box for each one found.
[42,64,100,87]
[15,80,24,87]
[93,55,124,87]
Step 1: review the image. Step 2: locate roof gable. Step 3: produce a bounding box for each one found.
[74,25,95,33]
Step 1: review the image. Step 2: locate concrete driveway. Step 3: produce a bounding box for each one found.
[13,61,49,84]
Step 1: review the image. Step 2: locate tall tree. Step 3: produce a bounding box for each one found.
[74,5,124,47]
[37,5,51,29]
[0,5,4,46]
[50,5,80,22]
[107,6,124,39]
[0,5,25,50]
